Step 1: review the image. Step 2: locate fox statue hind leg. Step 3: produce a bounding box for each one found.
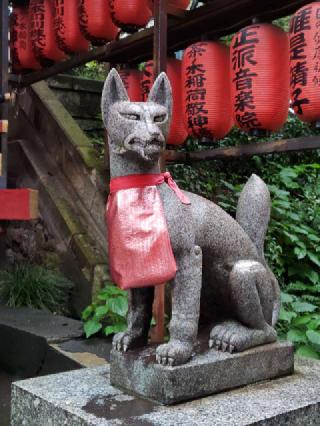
[209,260,277,353]
[209,175,280,353]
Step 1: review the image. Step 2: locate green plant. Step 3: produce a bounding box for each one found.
[0,264,73,315]
[82,284,128,338]
[278,292,320,360]
[73,61,107,81]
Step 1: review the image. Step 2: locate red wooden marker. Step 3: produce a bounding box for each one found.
[0,189,39,220]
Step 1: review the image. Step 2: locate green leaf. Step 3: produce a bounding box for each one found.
[279,309,297,322]
[82,305,93,321]
[104,323,127,336]
[105,285,126,296]
[95,305,109,318]
[292,314,312,327]
[294,246,307,260]
[291,301,317,313]
[307,319,320,331]
[305,270,319,285]
[309,234,320,242]
[84,320,102,338]
[307,252,320,268]
[287,282,310,292]
[108,297,128,317]
[306,330,320,345]
[281,292,294,304]
[287,329,306,343]
[297,345,320,360]
[97,292,109,301]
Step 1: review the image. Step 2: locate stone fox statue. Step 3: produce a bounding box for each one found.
[102,69,281,367]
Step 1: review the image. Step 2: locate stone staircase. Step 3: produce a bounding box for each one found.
[8,76,109,315]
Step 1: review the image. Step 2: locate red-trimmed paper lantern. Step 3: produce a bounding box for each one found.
[149,0,189,9]
[289,3,320,123]
[109,0,152,32]
[80,0,118,45]
[10,6,41,72]
[230,23,289,135]
[119,69,143,102]
[55,0,89,54]
[142,58,188,146]
[30,0,65,63]
[182,41,232,141]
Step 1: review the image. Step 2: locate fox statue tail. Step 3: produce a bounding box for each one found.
[236,174,280,326]
[236,174,270,259]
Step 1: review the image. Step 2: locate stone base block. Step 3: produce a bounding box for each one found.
[11,356,320,425]
[110,342,294,405]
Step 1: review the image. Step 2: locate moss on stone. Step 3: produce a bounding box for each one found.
[32,82,104,174]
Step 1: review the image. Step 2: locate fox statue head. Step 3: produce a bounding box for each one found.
[101,68,172,163]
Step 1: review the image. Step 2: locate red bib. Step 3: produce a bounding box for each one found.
[106,172,190,290]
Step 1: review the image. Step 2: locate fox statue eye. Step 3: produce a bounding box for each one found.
[154,114,166,123]
[120,113,140,121]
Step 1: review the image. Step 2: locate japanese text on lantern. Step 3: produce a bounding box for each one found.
[232,26,261,129]
[17,14,27,51]
[30,1,46,57]
[55,0,66,50]
[313,8,320,87]
[11,12,21,68]
[185,43,211,139]
[289,6,311,115]
[142,62,152,101]
[79,1,90,39]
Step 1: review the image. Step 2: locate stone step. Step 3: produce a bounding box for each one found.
[0,306,112,374]
[11,356,320,425]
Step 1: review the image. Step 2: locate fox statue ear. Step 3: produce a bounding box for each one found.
[147,72,172,118]
[101,68,129,128]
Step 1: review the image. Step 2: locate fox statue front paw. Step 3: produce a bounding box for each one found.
[156,340,193,366]
[112,331,148,353]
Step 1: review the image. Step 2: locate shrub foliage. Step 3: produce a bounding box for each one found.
[0,264,73,315]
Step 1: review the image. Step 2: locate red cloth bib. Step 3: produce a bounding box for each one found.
[106,172,190,290]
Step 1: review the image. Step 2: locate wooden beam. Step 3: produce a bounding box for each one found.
[0,189,39,220]
[10,0,311,87]
[165,136,320,163]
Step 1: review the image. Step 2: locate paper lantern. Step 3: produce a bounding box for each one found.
[231,23,289,135]
[10,6,41,71]
[55,0,89,54]
[289,3,320,123]
[142,58,188,146]
[30,0,65,63]
[80,0,118,45]
[182,41,232,141]
[119,69,143,102]
[109,0,152,32]
[149,0,189,9]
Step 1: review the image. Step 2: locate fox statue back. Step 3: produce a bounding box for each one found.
[102,69,280,366]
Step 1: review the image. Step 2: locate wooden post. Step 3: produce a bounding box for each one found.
[0,0,9,189]
[151,0,168,343]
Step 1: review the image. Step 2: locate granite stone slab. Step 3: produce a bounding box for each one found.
[11,356,320,425]
[0,306,84,376]
[110,342,294,404]
[0,306,83,342]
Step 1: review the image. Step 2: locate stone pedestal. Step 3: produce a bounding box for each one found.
[110,342,294,405]
[11,356,320,425]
